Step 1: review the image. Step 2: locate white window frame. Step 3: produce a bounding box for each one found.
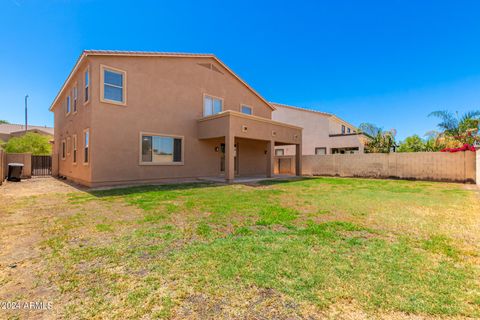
[66,137,71,156]
[73,84,78,113]
[72,134,77,164]
[203,94,223,117]
[100,65,127,106]
[240,104,253,115]
[139,132,184,166]
[84,67,90,104]
[83,128,90,165]
[61,139,66,160]
[66,96,71,115]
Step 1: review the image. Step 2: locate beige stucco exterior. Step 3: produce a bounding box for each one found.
[271,103,368,156]
[51,51,302,187]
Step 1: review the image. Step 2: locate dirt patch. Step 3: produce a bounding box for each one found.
[1,177,85,197]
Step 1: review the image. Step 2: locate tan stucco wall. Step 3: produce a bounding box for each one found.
[477,151,480,185]
[271,106,364,155]
[302,152,476,183]
[53,57,93,185]
[0,150,5,184]
[52,55,281,187]
[5,153,32,178]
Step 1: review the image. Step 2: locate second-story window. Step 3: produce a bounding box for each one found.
[102,66,126,104]
[66,96,71,115]
[203,95,222,116]
[347,127,351,133]
[241,105,252,115]
[84,69,90,103]
[73,86,78,112]
[341,125,346,134]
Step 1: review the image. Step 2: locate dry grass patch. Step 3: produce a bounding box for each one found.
[0,177,479,319]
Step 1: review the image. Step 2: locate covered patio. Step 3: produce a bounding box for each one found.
[197,110,303,183]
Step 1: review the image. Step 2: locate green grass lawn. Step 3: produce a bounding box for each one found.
[5,177,480,319]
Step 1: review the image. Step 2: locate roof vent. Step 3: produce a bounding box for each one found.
[198,63,224,74]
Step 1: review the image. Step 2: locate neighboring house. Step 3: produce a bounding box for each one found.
[0,123,54,142]
[50,50,302,187]
[271,103,369,155]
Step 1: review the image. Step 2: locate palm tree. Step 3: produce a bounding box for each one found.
[428,110,480,146]
[358,123,397,153]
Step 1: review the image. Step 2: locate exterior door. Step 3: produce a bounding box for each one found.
[220,143,239,174]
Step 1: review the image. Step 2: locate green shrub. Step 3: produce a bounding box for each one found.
[4,132,52,155]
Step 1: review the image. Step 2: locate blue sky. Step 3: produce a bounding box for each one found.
[1,0,479,140]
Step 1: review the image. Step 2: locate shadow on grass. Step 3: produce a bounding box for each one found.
[87,182,220,198]
[256,177,314,186]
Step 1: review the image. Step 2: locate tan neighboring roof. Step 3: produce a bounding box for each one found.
[0,123,54,136]
[270,102,333,117]
[270,102,360,131]
[50,50,276,112]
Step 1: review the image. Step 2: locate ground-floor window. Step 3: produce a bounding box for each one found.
[73,135,77,164]
[61,140,66,160]
[315,147,326,155]
[275,149,284,156]
[141,133,183,164]
[331,147,359,154]
[84,129,90,164]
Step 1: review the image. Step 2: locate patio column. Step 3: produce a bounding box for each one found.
[266,140,275,178]
[225,133,235,183]
[295,143,302,176]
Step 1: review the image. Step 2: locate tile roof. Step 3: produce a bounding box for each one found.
[270,102,333,117]
[0,123,54,135]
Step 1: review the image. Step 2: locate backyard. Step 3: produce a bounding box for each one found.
[0,177,479,319]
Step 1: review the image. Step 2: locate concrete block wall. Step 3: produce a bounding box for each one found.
[5,153,32,179]
[477,151,480,186]
[302,152,476,183]
[0,150,5,185]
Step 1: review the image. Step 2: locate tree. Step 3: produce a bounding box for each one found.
[397,135,425,152]
[358,123,397,153]
[428,110,480,147]
[0,120,9,124]
[397,134,444,152]
[3,132,52,155]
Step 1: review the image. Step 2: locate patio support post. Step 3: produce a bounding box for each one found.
[266,140,275,178]
[295,143,302,176]
[225,133,235,183]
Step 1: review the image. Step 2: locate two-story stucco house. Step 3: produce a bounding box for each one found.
[271,103,369,156]
[50,50,302,187]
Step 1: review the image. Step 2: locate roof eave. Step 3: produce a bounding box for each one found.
[49,51,87,111]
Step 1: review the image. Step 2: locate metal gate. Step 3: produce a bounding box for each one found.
[31,155,52,176]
